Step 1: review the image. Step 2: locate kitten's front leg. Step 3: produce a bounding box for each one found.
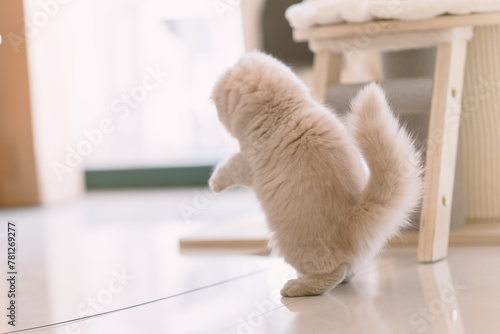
[209,153,253,192]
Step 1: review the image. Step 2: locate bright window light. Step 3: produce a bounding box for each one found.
[65,0,244,169]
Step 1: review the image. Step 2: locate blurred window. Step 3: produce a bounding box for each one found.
[66,0,243,170]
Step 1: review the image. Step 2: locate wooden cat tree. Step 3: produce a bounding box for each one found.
[292,11,500,262]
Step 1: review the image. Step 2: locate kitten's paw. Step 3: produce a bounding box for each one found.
[280,279,301,297]
[209,176,225,193]
[280,279,321,297]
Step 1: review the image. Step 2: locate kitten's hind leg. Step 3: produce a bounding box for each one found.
[280,264,348,297]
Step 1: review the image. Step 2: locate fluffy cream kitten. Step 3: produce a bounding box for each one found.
[209,52,422,297]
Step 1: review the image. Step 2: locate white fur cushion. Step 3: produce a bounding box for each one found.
[286,0,500,29]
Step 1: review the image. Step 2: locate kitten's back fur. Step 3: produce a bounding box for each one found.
[210,52,422,296]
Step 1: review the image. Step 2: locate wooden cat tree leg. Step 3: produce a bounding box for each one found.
[312,50,341,102]
[418,39,468,263]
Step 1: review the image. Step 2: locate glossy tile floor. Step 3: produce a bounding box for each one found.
[0,188,499,334]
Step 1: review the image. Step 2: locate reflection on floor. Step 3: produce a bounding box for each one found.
[0,188,499,334]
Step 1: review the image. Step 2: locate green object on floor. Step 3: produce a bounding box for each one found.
[85,165,214,189]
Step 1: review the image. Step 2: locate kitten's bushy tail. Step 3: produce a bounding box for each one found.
[346,83,423,249]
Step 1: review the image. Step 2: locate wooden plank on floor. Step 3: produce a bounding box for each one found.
[180,216,500,254]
